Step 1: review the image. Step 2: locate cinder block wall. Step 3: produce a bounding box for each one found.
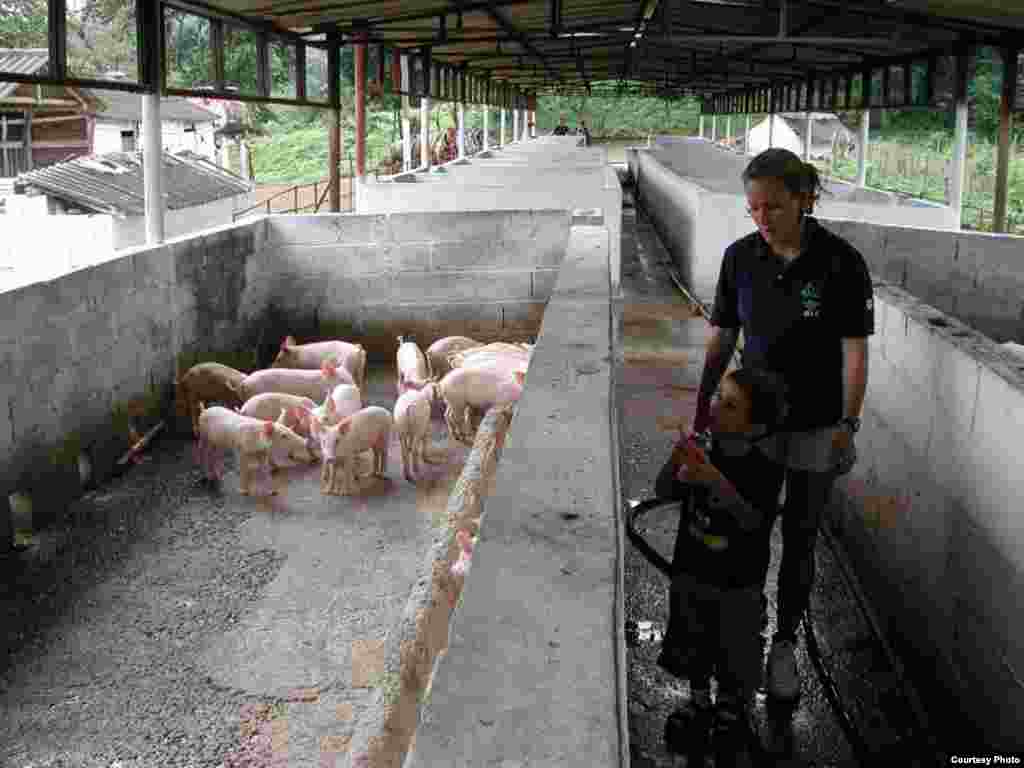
[0,218,270,532]
[835,284,1024,751]
[243,211,570,362]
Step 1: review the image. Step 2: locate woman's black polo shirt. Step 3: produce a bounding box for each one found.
[710,216,875,431]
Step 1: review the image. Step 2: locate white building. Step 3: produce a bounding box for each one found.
[91,90,220,161]
[744,112,855,160]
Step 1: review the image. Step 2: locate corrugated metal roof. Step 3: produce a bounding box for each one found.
[0,49,49,99]
[92,90,219,124]
[15,150,251,217]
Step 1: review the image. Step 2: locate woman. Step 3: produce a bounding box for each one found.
[689,148,874,707]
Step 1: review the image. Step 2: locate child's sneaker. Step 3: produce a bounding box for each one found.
[663,689,713,759]
[712,695,760,768]
[766,637,800,701]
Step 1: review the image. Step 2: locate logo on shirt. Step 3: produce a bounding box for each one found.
[800,281,823,318]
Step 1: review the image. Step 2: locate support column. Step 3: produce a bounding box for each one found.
[420,96,431,169]
[500,108,506,145]
[457,101,466,159]
[329,108,341,209]
[400,55,412,171]
[725,115,731,147]
[948,49,971,230]
[483,105,490,150]
[239,139,250,180]
[513,109,519,142]
[530,110,536,138]
[768,114,774,148]
[711,114,717,143]
[804,111,812,161]
[354,32,367,178]
[993,46,1017,233]
[745,113,751,155]
[142,92,164,245]
[328,30,342,211]
[856,110,869,186]
[698,114,704,138]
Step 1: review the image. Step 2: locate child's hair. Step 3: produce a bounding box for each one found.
[741,148,823,215]
[726,367,788,432]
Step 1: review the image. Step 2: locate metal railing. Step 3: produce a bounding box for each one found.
[232,176,351,222]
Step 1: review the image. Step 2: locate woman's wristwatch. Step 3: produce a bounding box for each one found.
[839,416,861,434]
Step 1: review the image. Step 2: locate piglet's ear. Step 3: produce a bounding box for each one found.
[284,335,297,347]
[513,370,526,387]
[263,420,274,436]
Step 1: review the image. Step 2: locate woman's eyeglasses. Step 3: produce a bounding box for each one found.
[746,203,787,218]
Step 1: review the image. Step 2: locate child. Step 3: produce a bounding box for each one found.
[654,367,788,767]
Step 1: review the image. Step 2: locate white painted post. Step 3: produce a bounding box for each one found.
[457,101,465,159]
[949,99,968,231]
[513,109,519,143]
[698,114,704,138]
[420,96,431,169]
[239,139,250,181]
[711,114,717,143]
[401,55,412,171]
[745,113,751,155]
[142,92,164,245]
[483,105,490,151]
[768,113,774,148]
[804,111,812,162]
[725,115,731,147]
[856,110,869,186]
[500,108,506,146]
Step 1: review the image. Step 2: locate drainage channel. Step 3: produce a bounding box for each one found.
[615,193,942,767]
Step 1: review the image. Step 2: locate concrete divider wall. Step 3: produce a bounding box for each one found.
[641,140,960,230]
[0,218,269,531]
[406,225,625,767]
[634,150,1024,748]
[833,284,1024,750]
[633,150,1024,342]
[242,211,571,361]
[356,166,622,297]
[345,405,514,768]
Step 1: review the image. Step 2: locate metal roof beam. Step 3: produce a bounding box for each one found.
[483,1,560,81]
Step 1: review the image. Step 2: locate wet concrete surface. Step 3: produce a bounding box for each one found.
[0,364,471,768]
[616,191,935,767]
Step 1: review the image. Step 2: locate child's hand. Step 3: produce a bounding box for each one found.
[674,437,721,485]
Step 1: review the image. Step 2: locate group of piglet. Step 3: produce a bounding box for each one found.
[176,333,532,497]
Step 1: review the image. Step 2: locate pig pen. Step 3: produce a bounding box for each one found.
[0,209,575,767]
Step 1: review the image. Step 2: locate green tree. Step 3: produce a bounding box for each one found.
[0,0,48,48]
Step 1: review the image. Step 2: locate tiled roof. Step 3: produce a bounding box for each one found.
[92,90,219,123]
[15,150,251,216]
[0,49,49,99]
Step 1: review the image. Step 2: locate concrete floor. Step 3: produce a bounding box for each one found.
[0,364,471,768]
[616,188,934,766]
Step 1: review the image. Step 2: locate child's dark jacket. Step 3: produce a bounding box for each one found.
[655,440,781,589]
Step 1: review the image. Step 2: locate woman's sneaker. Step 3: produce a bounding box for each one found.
[766,637,800,701]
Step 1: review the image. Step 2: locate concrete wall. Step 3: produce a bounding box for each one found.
[632,149,1023,342]
[406,224,625,767]
[633,148,1024,749]
[637,140,960,230]
[355,165,622,296]
[242,211,571,362]
[0,218,269,530]
[112,193,256,251]
[835,284,1024,751]
[0,193,256,292]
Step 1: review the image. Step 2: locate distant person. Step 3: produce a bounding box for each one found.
[690,147,872,715]
[655,367,789,766]
[551,114,570,136]
[576,120,592,147]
